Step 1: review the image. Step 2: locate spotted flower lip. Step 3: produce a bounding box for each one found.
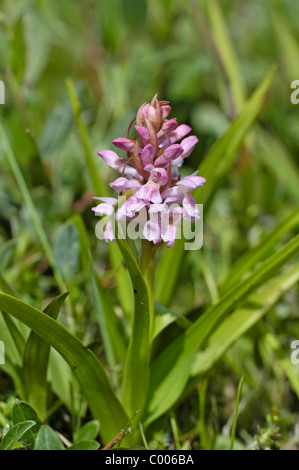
[94,94,206,247]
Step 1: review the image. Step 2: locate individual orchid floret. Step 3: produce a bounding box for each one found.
[98,150,140,178]
[109,177,141,193]
[112,137,135,153]
[135,168,168,204]
[92,197,117,215]
[93,94,206,247]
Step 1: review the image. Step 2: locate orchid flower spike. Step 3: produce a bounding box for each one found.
[93,95,206,247]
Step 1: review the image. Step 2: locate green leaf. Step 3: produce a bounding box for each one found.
[72,214,128,369]
[48,348,73,411]
[271,11,299,80]
[39,100,73,159]
[0,421,36,450]
[191,266,299,378]
[220,207,299,293]
[207,0,246,112]
[53,223,80,281]
[12,400,41,449]
[116,237,150,416]
[153,302,191,340]
[34,426,65,450]
[144,235,299,424]
[156,67,276,306]
[74,420,100,443]
[67,440,100,450]
[1,312,26,361]
[90,266,128,371]
[230,375,245,450]
[23,292,70,419]
[109,243,134,321]
[66,78,104,196]
[23,11,50,86]
[0,293,130,444]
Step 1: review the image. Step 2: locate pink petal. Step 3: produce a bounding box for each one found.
[169,124,191,144]
[143,218,161,244]
[110,177,141,192]
[135,181,162,204]
[161,105,171,120]
[92,203,115,216]
[135,125,150,145]
[98,150,123,171]
[104,220,116,244]
[155,144,184,165]
[112,138,135,153]
[177,171,206,190]
[161,222,177,247]
[140,144,155,166]
[93,197,118,204]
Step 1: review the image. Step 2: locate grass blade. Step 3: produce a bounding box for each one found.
[145,234,299,424]
[0,292,130,444]
[156,67,276,306]
[220,207,299,293]
[191,266,299,378]
[23,292,70,419]
[0,122,67,296]
[230,375,245,450]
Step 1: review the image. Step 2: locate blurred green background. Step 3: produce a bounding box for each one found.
[0,0,299,449]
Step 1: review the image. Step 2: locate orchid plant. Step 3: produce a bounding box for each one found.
[92,95,205,340]
[1,70,299,450]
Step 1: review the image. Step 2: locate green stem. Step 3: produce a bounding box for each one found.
[141,239,156,339]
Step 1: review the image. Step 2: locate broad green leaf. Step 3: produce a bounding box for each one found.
[72,214,128,368]
[0,420,36,450]
[67,440,100,450]
[0,274,27,362]
[153,302,191,340]
[0,293,130,444]
[23,292,70,419]
[220,207,299,293]
[1,312,26,361]
[116,237,150,416]
[109,243,134,321]
[74,420,100,443]
[12,400,41,449]
[90,267,116,371]
[53,223,80,281]
[144,234,299,424]
[156,67,276,306]
[90,266,128,370]
[191,266,299,378]
[34,426,65,451]
[48,348,73,411]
